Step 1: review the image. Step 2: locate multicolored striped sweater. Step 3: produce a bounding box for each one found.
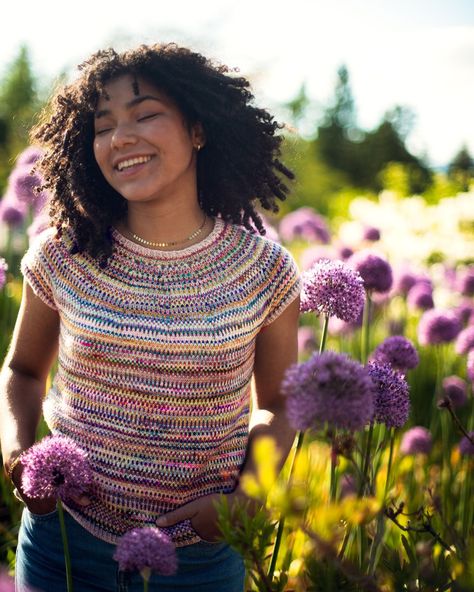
[21,218,300,546]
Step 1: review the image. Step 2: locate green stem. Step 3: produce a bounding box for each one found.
[384,428,395,499]
[359,424,374,497]
[361,293,372,364]
[144,578,149,592]
[267,430,305,580]
[319,315,329,354]
[57,499,73,592]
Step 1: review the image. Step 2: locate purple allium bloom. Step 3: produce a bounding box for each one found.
[279,207,331,244]
[114,527,177,577]
[455,300,474,326]
[0,570,15,592]
[368,362,410,428]
[21,434,93,501]
[27,212,52,241]
[348,250,393,293]
[300,259,366,322]
[10,166,43,203]
[393,268,418,296]
[372,336,419,372]
[338,245,354,260]
[0,199,27,227]
[417,309,461,346]
[400,427,432,455]
[467,350,474,382]
[441,376,468,408]
[459,432,474,456]
[457,267,474,297]
[300,245,335,271]
[282,351,374,432]
[298,326,316,355]
[16,146,43,166]
[362,226,381,242]
[0,258,7,290]
[455,325,474,355]
[407,283,434,311]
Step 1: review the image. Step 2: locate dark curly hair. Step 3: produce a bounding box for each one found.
[31,43,294,264]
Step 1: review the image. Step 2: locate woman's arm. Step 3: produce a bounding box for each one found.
[156,296,300,539]
[0,281,60,511]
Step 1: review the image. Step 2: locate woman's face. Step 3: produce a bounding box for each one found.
[93,74,203,205]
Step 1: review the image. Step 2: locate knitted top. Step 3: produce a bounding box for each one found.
[21,218,301,546]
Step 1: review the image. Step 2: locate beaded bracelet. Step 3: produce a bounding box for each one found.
[6,454,23,481]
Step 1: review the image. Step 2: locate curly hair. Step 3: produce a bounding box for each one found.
[31,43,294,265]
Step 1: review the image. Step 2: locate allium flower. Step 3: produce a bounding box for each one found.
[467,350,474,381]
[0,570,15,592]
[279,207,331,244]
[21,434,93,501]
[407,283,434,311]
[282,351,374,432]
[392,268,418,296]
[455,325,474,355]
[348,250,393,293]
[300,259,365,322]
[372,336,419,372]
[16,146,43,166]
[441,376,468,408]
[338,245,353,260]
[400,427,432,455]
[0,258,7,290]
[362,226,381,242]
[10,166,43,203]
[459,432,474,456]
[455,301,474,326]
[417,309,461,346]
[114,527,177,577]
[368,362,410,428]
[457,267,474,297]
[0,200,27,227]
[297,326,316,355]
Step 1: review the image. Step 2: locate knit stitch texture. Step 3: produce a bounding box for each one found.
[21,218,300,546]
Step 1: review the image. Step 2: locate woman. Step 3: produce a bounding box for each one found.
[0,43,300,591]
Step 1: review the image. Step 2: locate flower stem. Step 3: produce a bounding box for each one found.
[267,430,305,581]
[319,315,329,354]
[143,578,149,592]
[361,293,372,364]
[57,499,73,592]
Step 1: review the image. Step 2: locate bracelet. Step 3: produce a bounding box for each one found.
[6,454,24,481]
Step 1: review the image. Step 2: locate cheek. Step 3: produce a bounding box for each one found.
[93,141,108,172]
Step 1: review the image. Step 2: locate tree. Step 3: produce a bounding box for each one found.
[448,145,474,191]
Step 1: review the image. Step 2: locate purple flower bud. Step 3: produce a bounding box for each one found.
[441,376,468,408]
[362,226,381,242]
[372,336,419,372]
[368,362,410,428]
[457,267,474,297]
[0,199,27,227]
[392,268,419,296]
[0,258,7,290]
[282,351,375,432]
[348,250,393,293]
[21,435,93,501]
[338,245,354,260]
[455,325,474,355]
[418,309,461,346]
[114,527,178,577]
[9,166,43,203]
[300,259,366,322]
[407,283,434,311]
[454,300,474,326]
[279,207,330,244]
[16,146,43,166]
[459,432,474,456]
[400,427,432,455]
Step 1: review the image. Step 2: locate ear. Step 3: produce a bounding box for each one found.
[191,122,206,149]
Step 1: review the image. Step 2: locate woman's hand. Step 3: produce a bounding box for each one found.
[11,462,91,516]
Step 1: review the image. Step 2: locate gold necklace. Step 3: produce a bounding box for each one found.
[129,215,207,248]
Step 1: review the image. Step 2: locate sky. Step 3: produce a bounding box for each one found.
[1,0,473,167]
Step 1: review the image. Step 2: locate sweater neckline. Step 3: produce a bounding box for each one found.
[111,217,224,259]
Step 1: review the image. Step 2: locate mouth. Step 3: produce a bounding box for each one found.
[114,155,153,172]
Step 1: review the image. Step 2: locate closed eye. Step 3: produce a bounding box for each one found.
[137,113,161,122]
[95,128,113,136]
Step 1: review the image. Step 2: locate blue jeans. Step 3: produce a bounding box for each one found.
[15,508,245,591]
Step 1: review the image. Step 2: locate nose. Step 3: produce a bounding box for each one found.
[111,123,138,149]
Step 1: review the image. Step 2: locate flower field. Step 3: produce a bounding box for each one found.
[0,152,473,590]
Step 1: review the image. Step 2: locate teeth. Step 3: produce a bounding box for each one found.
[117,156,151,171]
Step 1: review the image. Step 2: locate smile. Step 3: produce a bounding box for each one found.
[116,155,153,171]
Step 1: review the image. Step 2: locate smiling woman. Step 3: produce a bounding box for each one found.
[0,43,301,592]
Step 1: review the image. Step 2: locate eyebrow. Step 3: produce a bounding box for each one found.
[94,95,164,119]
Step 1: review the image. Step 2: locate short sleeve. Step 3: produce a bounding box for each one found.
[263,246,301,326]
[20,229,58,310]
